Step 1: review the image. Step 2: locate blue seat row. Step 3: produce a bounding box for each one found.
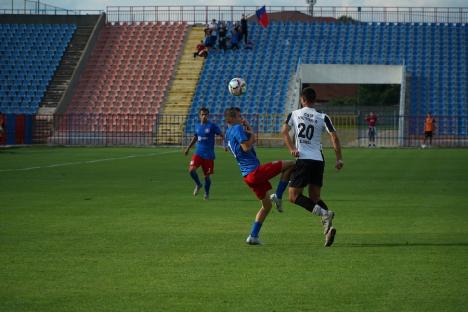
[0,23,76,114]
[186,20,467,136]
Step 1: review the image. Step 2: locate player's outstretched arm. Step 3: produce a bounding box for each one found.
[184,136,197,155]
[329,132,343,170]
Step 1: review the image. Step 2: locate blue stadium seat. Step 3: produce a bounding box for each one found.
[0,23,76,114]
[186,20,467,136]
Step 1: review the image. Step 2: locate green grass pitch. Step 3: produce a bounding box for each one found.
[1,147,468,312]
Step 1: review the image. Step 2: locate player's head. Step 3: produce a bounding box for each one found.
[300,87,316,107]
[199,107,209,123]
[224,107,241,125]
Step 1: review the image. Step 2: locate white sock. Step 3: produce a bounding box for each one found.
[312,204,328,216]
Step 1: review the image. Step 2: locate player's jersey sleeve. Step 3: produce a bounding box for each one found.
[324,114,336,133]
[286,112,294,127]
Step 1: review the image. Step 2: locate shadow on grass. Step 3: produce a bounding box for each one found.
[345,242,468,247]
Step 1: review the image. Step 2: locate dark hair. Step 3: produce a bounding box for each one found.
[199,107,209,114]
[301,87,316,104]
[224,107,240,119]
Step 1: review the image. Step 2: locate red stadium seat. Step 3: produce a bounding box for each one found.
[64,22,187,133]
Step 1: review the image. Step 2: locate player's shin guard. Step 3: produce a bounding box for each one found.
[190,170,202,187]
[275,180,289,199]
[294,194,316,213]
[317,200,329,211]
[250,221,263,237]
[295,195,328,216]
[204,176,211,195]
[313,200,329,216]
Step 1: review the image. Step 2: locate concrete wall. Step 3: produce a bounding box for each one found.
[300,64,403,84]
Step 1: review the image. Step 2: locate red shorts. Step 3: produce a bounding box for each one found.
[190,154,214,176]
[243,161,283,200]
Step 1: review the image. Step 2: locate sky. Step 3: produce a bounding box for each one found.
[14,0,468,11]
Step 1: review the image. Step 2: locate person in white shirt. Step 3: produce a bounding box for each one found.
[281,87,344,247]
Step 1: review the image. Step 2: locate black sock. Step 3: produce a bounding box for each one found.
[317,199,328,211]
[294,194,316,212]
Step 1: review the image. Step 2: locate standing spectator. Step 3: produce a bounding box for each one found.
[365,112,378,147]
[240,14,249,45]
[230,28,240,50]
[184,108,223,200]
[281,87,344,247]
[209,19,218,48]
[203,26,213,49]
[218,21,228,51]
[422,112,436,148]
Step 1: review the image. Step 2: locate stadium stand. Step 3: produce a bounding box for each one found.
[62,21,187,135]
[0,23,76,114]
[187,21,467,135]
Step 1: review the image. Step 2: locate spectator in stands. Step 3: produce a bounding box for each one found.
[218,21,228,51]
[422,112,436,148]
[240,14,249,45]
[365,112,378,147]
[230,28,240,50]
[203,26,213,49]
[194,40,208,58]
[209,19,218,48]
[184,107,223,200]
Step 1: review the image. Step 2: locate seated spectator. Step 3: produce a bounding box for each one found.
[194,40,208,58]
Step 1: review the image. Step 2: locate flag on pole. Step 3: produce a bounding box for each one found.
[256,6,269,28]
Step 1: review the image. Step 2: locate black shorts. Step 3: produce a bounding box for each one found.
[289,159,325,188]
[425,131,433,138]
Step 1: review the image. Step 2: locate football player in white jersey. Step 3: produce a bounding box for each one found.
[281,87,344,247]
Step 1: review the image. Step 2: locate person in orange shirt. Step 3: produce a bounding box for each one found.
[422,113,436,148]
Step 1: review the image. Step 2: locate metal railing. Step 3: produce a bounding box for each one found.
[0,0,102,15]
[105,6,468,24]
[3,113,462,147]
[2,4,466,23]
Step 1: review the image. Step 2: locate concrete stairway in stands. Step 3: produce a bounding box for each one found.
[39,24,94,113]
[156,26,205,145]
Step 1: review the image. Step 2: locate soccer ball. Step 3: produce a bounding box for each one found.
[228,77,247,96]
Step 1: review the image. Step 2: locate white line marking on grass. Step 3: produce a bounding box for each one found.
[0,150,178,172]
